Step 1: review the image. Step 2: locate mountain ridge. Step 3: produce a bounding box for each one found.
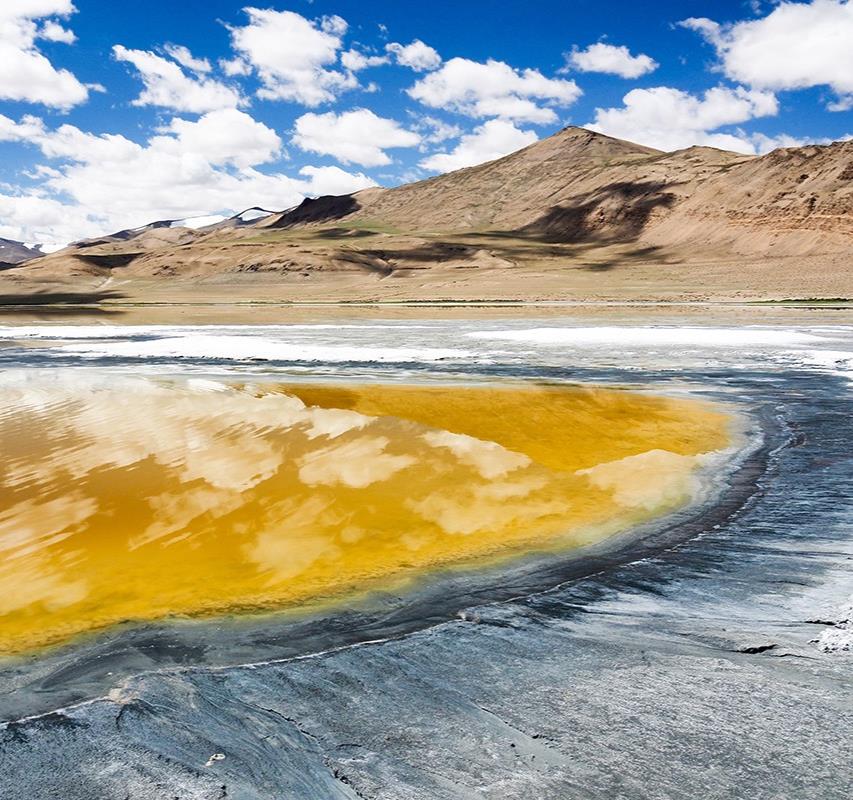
[3,127,851,302]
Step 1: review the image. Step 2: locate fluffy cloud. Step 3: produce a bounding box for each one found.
[113,45,242,113]
[298,164,378,196]
[0,193,92,252]
[414,115,464,144]
[227,8,357,105]
[587,85,779,153]
[0,1,89,109]
[293,109,420,167]
[408,57,581,123]
[39,19,75,44]
[680,1,853,110]
[220,56,252,77]
[163,43,212,74]
[748,131,827,152]
[160,109,280,168]
[419,119,537,173]
[566,43,658,78]
[386,39,441,71]
[340,49,388,72]
[0,109,375,248]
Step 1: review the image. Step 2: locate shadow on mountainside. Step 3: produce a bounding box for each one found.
[310,227,378,240]
[324,239,677,276]
[575,245,668,272]
[326,179,681,273]
[345,242,493,264]
[517,180,678,243]
[72,253,143,268]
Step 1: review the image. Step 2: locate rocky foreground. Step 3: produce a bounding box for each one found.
[2,339,851,799]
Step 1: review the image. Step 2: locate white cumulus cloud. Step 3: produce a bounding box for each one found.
[219,56,252,77]
[160,109,280,168]
[587,85,780,153]
[0,1,89,109]
[566,43,658,78]
[408,57,581,124]
[340,49,388,72]
[298,164,377,196]
[39,19,75,44]
[413,115,464,144]
[386,39,441,71]
[419,119,538,173]
[293,109,420,167]
[227,8,357,106]
[113,45,243,113]
[680,1,853,110]
[163,44,212,74]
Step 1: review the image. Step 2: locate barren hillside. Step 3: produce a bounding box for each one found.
[3,127,851,303]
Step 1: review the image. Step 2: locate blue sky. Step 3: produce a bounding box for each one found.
[0,0,850,248]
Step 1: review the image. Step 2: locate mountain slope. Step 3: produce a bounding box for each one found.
[267,127,851,258]
[266,127,664,234]
[4,128,851,302]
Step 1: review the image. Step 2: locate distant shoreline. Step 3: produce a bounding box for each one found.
[1,298,851,308]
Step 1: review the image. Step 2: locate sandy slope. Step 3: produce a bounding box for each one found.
[3,128,851,303]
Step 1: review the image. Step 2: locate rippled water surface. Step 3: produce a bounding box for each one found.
[0,317,850,663]
[0,372,730,654]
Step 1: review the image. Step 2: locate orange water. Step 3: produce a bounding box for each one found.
[0,374,732,654]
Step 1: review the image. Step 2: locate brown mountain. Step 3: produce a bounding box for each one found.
[0,238,42,268]
[4,127,851,303]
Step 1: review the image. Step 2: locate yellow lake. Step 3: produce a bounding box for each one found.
[0,374,733,654]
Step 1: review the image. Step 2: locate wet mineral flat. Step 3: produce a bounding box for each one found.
[0,317,850,800]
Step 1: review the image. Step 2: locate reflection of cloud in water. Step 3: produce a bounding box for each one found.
[0,494,94,615]
[422,430,531,479]
[408,488,569,537]
[2,372,308,492]
[406,475,562,537]
[133,487,244,550]
[246,496,343,583]
[0,371,730,653]
[0,494,96,557]
[577,449,700,511]
[305,407,374,440]
[298,436,416,488]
